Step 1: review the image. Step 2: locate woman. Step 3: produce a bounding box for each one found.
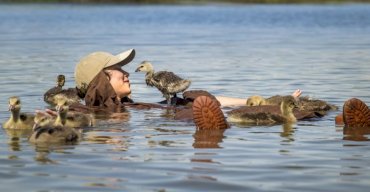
[73,48,302,129]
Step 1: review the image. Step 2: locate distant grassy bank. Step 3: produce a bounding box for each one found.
[2,0,370,4]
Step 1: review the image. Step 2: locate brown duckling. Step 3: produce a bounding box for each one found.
[227,95,298,125]
[135,61,191,107]
[2,96,34,129]
[44,74,80,106]
[54,95,95,128]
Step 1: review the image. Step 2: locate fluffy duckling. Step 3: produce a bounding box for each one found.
[246,95,267,106]
[135,61,191,106]
[31,111,80,144]
[32,112,54,131]
[2,96,34,129]
[44,74,80,106]
[228,96,298,125]
[54,95,94,128]
[246,94,337,113]
[29,117,80,144]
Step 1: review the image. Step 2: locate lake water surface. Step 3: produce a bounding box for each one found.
[0,3,370,191]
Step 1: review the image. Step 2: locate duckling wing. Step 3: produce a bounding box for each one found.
[44,86,63,104]
[66,112,94,127]
[265,95,285,105]
[299,97,338,111]
[153,71,190,93]
[19,113,35,129]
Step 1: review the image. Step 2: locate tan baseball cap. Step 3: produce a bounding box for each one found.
[74,49,135,91]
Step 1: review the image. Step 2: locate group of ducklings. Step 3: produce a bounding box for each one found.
[227,94,337,125]
[3,75,94,145]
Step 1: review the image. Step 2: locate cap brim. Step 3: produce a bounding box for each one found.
[105,49,135,68]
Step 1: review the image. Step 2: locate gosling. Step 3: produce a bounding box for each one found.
[228,96,298,125]
[54,95,94,128]
[29,112,80,144]
[246,95,267,106]
[44,74,80,106]
[2,96,34,129]
[135,61,191,107]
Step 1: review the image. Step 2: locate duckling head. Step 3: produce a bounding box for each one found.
[135,61,154,73]
[246,95,266,106]
[57,74,65,87]
[33,112,53,131]
[55,95,69,116]
[8,96,21,112]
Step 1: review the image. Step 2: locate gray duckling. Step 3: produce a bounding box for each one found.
[54,95,95,128]
[135,61,191,107]
[228,95,299,125]
[2,96,34,129]
[44,74,80,106]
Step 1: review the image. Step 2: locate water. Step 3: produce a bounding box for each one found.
[0,3,370,191]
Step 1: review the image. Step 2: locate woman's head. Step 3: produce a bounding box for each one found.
[74,49,135,99]
[74,49,135,109]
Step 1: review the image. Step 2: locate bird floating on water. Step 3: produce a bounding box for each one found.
[44,74,80,106]
[135,61,191,107]
[30,112,80,145]
[2,96,34,129]
[54,94,95,128]
[228,95,299,125]
[246,94,337,114]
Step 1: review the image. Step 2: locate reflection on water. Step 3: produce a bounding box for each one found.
[280,123,295,142]
[0,3,370,192]
[4,129,32,151]
[343,126,370,141]
[193,129,226,148]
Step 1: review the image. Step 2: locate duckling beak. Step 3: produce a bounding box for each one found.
[8,104,15,111]
[135,67,141,72]
[55,105,63,113]
[32,123,40,131]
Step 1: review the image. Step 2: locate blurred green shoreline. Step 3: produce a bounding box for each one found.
[1,0,370,4]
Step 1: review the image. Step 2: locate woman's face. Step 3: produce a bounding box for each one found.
[104,66,131,99]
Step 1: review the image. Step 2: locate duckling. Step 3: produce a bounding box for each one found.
[2,96,34,129]
[54,94,94,128]
[44,74,80,106]
[32,111,55,131]
[31,111,80,143]
[29,123,80,144]
[246,95,267,106]
[246,94,337,112]
[135,61,191,107]
[227,95,298,125]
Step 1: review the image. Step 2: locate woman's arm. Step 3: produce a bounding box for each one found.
[216,89,302,107]
[215,96,247,107]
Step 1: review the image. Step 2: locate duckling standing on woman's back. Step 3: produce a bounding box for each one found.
[228,96,299,125]
[44,74,80,106]
[2,96,34,129]
[135,61,191,107]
